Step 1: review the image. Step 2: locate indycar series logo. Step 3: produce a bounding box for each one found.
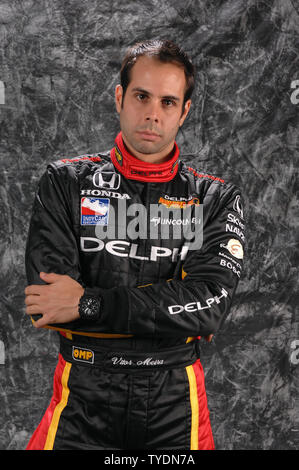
[81,197,109,225]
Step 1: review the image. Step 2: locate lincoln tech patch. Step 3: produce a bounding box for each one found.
[81,197,109,225]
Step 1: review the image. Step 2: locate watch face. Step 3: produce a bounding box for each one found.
[80,295,101,321]
[85,299,94,315]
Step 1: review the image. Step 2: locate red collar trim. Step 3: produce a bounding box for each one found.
[110,132,179,182]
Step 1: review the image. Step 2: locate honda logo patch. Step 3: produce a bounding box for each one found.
[93,171,121,190]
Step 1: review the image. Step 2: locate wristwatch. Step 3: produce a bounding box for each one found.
[78,290,102,321]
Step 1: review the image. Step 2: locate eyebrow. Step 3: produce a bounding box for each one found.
[131,87,181,102]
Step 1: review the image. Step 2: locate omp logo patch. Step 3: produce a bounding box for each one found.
[72,346,94,364]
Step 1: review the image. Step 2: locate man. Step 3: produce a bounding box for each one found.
[25,40,245,450]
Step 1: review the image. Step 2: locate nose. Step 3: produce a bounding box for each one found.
[145,100,160,123]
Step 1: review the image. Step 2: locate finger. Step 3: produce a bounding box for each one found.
[26,304,43,315]
[25,285,45,296]
[25,294,41,306]
[40,272,63,283]
[33,315,49,329]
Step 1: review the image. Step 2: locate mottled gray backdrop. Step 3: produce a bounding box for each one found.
[0,0,298,450]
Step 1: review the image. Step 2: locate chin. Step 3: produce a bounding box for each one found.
[133,143,160,155]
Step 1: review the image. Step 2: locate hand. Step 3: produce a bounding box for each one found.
[24,272,84,328]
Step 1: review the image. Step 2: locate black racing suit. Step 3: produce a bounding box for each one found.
[25,132,245,450]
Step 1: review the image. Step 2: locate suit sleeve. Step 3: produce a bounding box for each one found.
[25,163,82,288]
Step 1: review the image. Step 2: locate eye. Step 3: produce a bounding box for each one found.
[136,93,148,101]
[162,99,175,107]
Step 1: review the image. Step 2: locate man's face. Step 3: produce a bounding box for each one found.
[115,56,191,163]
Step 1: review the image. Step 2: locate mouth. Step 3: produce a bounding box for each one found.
[136,130,161,141]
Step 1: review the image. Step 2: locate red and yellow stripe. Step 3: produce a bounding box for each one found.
[186,364,199,449]
[186,359,215,450]
[43,359,71,449]
[26,355,72,450]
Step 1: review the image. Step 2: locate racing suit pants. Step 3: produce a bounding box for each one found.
[26,336,215,450]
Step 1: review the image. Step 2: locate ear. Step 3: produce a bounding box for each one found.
[115,85,123,113]
[179,99,191,127]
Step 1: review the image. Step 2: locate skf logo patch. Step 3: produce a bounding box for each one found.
[81,197,109,225]
[72,346,94,364]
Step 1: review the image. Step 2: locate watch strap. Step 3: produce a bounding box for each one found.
[78,290,102,321]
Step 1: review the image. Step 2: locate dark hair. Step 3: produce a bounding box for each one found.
[120,40,195,107]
